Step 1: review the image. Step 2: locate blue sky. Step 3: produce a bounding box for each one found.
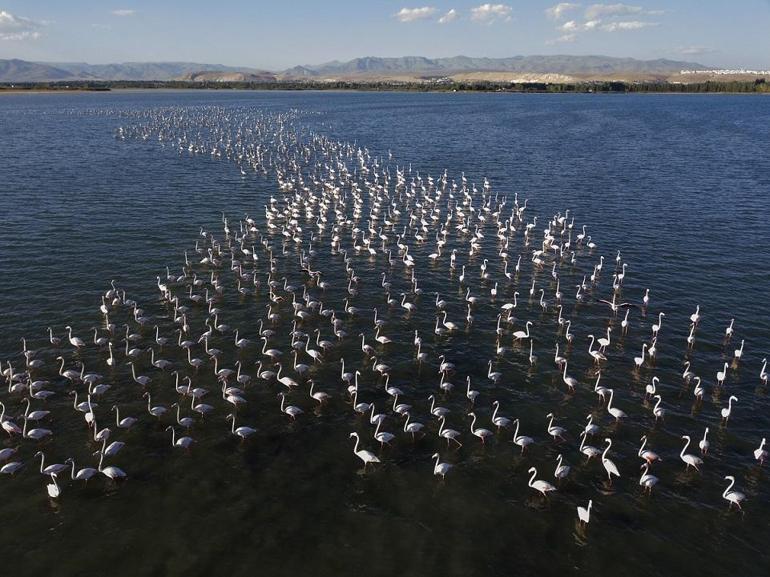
[1,1,768,69]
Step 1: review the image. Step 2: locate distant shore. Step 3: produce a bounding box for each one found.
[1,79,768,94]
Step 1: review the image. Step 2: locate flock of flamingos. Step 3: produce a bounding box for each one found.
[1,107,767,529]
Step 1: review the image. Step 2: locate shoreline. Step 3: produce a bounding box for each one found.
[1,78,769,95]
[2,88,768,96]
[2,79,770,96]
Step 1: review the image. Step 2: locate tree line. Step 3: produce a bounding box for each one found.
[1,79,768,93]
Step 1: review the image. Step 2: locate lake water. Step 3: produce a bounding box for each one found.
[1,91,769,577]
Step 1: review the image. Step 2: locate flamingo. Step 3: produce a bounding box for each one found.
[66,458,97,482]
[431,453,453,479]
[35,451,68,476]
[606,389,627,422]
[587,334,606,364]
[438,416,462,447]
[467,412,493,444]
[562,361,578,392]
[680,435,703,470]
[349,432,379,469]
[46,474,61,499]
[716,362,728,386]
[487,360,502,384]
[512,321,532,341]
[753,438,767,465]
[95,450,127,481]
[143,392,167,418]
[651,312,665,337]
[226,413,256,440]
[22,416,52,441]
[403,412,424,441]
[733,339,744,362]
[724,318,735,339]
[634,343,648,368]
[601,438,621,483]
[491,401,511,430]
[652,395,666,421]
[639,464,658,494]
[512,419,534,453]
[527,467,556,497]
[428,395,450,418]
[584,414,600,437]
[554,454,570,480]
[546,413,566,441]
[722,476,746,510]
[721,395,737,424]
[638,436,661,464]
[693,377,705,400]
[645,376,659,398]
[577,500,592,526]
[66,325,86,349]
[275,363,300,389]
[374,419,395,447]
[579,431,601,460]
[278,392,303,420]
[466,377,479,405]
[308,380,331,405]
[699,428,710,455]
[593,372,609,403]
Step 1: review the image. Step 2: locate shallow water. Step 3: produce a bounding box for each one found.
[1,91,769,577]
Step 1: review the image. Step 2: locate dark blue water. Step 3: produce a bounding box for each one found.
[1,91,769,577]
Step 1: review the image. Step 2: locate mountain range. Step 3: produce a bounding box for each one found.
[0,59,271,82]
[0,55,708,83]
[283,55,704,77]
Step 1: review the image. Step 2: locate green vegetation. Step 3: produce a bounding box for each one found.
[1,79,768,93]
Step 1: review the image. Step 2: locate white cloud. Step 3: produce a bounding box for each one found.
[547,33,578,44]
[679,45,714,56]
[546,3,581,21]
[395,7,438,22]
[584,3,645,20]
[111,9,137,17]
[600,20,656,31]
[438,9,458,23]
[544,3,661,44]
[470,3,512,23]
[0,10,42,40]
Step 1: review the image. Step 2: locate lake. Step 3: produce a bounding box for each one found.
[1,91,769,577]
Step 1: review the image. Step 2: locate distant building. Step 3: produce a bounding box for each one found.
[680,69,770,75]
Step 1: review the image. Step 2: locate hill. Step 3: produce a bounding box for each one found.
[55,61,261,81]
[181,70,276,82]
[280,55,707,78]
[0,59,91,82]
[0,55,712,83]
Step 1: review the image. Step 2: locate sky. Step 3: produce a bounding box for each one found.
[1,1,769,70]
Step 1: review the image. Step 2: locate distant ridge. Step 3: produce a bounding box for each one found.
[0,59,91,82]
[0,55,710,83]
[181,70,276,83]
[0,60,263,82]
[285,55,707,77]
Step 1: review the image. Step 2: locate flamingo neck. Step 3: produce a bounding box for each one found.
[723,478,734,498]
